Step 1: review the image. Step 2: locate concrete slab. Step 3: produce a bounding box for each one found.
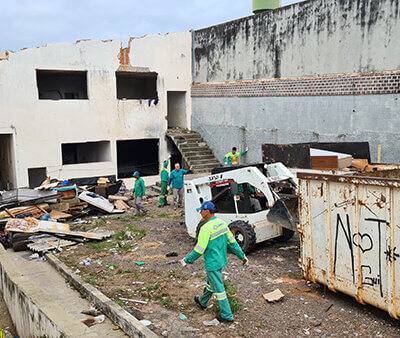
[7,250,126,337]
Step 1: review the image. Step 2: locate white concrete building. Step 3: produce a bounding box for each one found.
[0,31,192,189]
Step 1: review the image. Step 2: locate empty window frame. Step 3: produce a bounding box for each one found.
[116,72,158,100]
[37,70,88,100]
[62,141,111,165]
[117,139,159,178]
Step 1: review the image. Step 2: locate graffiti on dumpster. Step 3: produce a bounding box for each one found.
[384,245,399,262]
[333,214,389,298]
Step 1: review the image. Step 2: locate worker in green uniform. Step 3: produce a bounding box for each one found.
[132,171,147,215]
[158,160,170,208]
[181,201,248,323]
[224,147,248,166]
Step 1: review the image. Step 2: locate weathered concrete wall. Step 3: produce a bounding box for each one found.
[194,0,400,83]
[192,0,400,164]
[192,94,400,164]
[0,31,192,188]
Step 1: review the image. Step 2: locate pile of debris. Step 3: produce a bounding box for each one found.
[0,177,133,253]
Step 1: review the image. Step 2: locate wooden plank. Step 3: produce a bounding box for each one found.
[311,156,339,170]
[38,229,114,240]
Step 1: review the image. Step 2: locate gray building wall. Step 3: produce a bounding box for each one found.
[191,0,400,164]
[194,0,400,83]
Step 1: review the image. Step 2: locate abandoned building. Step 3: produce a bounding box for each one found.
[1,0,400,190]
[0,32,192,190]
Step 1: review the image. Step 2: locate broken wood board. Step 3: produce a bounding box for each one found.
[50,210,72,220]
[310,148,353,170]
[0,204,49,219]
[37,228,114,240]
[5,218,70,233]
[28,236,77,253]
[108,195,130,202]
[49,202,70,212]
[263,289,285,303]
[113,200,130,210]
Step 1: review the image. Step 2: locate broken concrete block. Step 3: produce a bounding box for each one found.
[263,289,285,303]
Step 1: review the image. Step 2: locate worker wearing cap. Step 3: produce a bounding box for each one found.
[181,201,248,323]
[224,147,248,166]
[132,171,147,215]
[158,160,170,208]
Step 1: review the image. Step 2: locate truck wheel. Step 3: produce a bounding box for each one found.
[275,228,295,243]
[228,220,256,253]
[196,220,207,238]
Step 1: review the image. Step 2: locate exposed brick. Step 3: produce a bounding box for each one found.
[191,71,400,98]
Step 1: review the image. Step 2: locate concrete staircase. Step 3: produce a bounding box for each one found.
[166,128,221,173]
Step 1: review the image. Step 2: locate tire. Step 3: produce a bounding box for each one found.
[274,228,295,243]
[196,220,207,238]
[228,220,256,253]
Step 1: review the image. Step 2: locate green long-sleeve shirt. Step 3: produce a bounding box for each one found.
[224,150,247,165]
[160,165,169,183]
[184,216,244,271]
[132,177,145,197]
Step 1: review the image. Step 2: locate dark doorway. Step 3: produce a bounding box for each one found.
[36,70,88,100]
[167,91,187,128]
[117,139,159,178]
[28,167,47,189]
[167,137,183,172]
[0,134,15,190]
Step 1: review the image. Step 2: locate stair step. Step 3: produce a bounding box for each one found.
[192,163,221,170]
[186,155,216,161]
[180,146,211,152]
[183,149,213,155]
[169,133,201,140]
[188,159,220,165]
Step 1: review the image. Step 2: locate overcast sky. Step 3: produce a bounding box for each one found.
[1,0,303,51]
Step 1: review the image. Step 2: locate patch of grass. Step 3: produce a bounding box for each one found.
[288,271,303,280]
[84,276,98,285]
[114,299,123,307]
[257,323,267,329]
[168,270,178,278]
[86,241,114,250]
[120,270,139,278]
[146,281,160,292]
[158,293,172,308]
[156,213,171,218]
[223,280,243,313]
[85,224,146,252]
[92,218,106,227]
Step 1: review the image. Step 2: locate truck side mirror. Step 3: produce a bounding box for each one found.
[230,182,239,195]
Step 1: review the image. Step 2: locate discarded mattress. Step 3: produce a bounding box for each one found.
[79,191,114,213]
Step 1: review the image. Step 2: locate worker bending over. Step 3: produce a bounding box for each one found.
[132,171,147,216]
[224,147,248,165]
[181,201,248,323]
[168,163,192,210]
[158,159,170,208]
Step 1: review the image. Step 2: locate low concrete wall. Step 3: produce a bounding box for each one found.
[0,245,88,337]
[46,254,157,338]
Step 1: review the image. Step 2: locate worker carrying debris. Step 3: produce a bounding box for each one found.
[181,201,248,323]
[158,159,170,208]
[224,147,248,165]
[132,171,147,216]
[168,163,193,210]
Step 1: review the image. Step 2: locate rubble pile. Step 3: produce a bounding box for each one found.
[0,177,133,253]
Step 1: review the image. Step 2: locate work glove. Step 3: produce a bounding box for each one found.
[245,147,249,152]
[242,255,249,266]
[180,259,187,267]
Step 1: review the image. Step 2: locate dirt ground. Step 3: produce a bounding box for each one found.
[57,199,400,337]
[0,292,16,336]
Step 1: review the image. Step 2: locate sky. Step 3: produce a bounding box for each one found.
[1,0,303,51]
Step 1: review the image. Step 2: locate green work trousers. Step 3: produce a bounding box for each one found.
[198,269,233,321]
[158,181,168,206]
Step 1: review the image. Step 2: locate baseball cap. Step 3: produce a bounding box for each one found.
[196,201,216,211]
[133,171,140,177]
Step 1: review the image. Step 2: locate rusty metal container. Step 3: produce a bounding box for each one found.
[298,172,400,319]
